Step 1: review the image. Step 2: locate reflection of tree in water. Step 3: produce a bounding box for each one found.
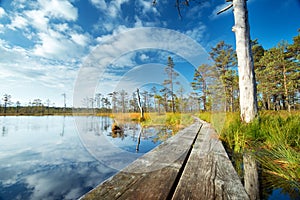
[2,126,8,136]
[137,126,173,152]
[228,149,300,200]
[92,117,101,136]
[136,128,143,152]
[88,116,96,132]
[130,123,139,142]
[100,116,110,132]
[105,120,173,152]
[152,127,172,143]
[110,130,125,140]
[82,116,104,136]
[60,116,65,136]
[1,117,8,136]
[258,170,300,200]
[108,122,139,141]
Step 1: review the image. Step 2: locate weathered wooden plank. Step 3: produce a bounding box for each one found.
[81,119,249,200]
[80,120,202,200]
[244,153,260,200]
[172,120,249,200]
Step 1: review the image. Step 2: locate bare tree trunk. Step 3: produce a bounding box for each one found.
[232,0,258,123]
[136,88,145,121]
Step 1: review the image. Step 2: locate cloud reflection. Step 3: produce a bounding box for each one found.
[0,116,117,200]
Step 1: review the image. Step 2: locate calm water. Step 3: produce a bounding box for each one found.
[0,116,166,200]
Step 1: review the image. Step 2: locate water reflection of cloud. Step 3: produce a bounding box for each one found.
[0,161,116,200]
[0,116,117,200]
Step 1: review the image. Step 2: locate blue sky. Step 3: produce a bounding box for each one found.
[0,0,299,107]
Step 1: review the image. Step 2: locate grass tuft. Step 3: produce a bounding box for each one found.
[199,110,300,195]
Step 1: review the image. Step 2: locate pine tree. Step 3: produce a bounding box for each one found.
[3,94,11,114]
[287,30,300,109]
[119,90,128,113]
[163,56,179,113]
[191,64,212,111]
[210,41,237,112]
[258,43,296,111]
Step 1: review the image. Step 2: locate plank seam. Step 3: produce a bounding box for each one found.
[166,123,203,200]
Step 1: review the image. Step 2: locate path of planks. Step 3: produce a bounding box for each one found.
[80,119,249,200]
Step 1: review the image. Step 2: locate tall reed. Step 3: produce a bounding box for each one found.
[199,111,300,197]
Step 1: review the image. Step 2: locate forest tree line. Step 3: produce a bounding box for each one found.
[80,30,300,113]
[1,30,299,115]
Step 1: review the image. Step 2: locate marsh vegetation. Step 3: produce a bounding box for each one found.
[199,111,300,199]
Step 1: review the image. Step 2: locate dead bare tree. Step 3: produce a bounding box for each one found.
[136,88,145,121]
[225,0,258,123]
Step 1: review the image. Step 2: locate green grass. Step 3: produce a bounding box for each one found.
[199,111,226,134]
[257,144,300,192]
[111,112,194,134]
[141,112,194,133]
[199,110,300,193]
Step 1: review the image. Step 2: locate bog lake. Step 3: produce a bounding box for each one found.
[0,116,170,200]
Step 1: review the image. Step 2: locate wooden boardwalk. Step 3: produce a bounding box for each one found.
[80,119,249,200]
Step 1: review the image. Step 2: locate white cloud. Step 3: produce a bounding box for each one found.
[0,1,92,106]
[90,0,129,18]
[38,0,78,21]
[0,40,70,82]
[137,0,158,15]
[33,32,65,57]
[53,23,69,32]
[32,29,85,60]
[111,0,130,13]
[8,14,28,30]
[74,27,211,106]
[95,25,131,43]
[107,4,119,18]
[0,7,6,18]
[70,33,91,46]
[90,0,131,34]
[102,22,115,32]
[94,27,209,70]
[132,15,161,29]
[90,0,163,36]
[11,0,27,10]
[4,0,86,60]
[8,0,78,33]
[24,10,49,31]
[112,52,137,68]
[134,15,143,28]
[140,53,149,61]
[89,0,107,10]
[0,40,78,105]
[184,23,206,42]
